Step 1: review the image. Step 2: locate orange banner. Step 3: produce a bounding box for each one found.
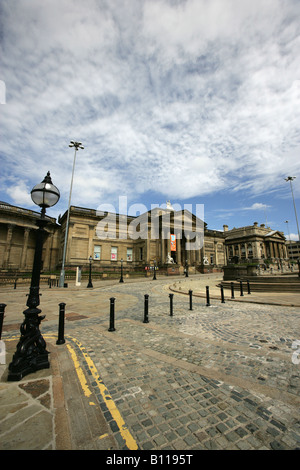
[170,234,176,251]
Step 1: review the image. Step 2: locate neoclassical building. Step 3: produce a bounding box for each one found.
[0,201,60,273]
[0,201,290,276]
[57,204,225,274]
[224,222,288,264]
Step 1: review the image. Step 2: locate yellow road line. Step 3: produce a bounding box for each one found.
[2,333,138,450]
[66,336,138,451]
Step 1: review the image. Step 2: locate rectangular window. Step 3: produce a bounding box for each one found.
[127,248,133,261]
[94,245,101,260]
[111,246,118,261]
[139,247,143,261]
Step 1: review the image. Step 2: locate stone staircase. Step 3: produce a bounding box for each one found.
[221,275,300,293]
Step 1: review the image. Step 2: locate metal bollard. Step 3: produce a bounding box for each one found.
[0,304,7,340]
[220,285,225,303]
[143,294,149,323]
[108,297,116,331]
[206,286,210,306]
[247,280,251,295]
[169,293,174,316]
[56,303,66,345]
[231,282,235,299]
[189,290,193,311]
[240,281,244,296]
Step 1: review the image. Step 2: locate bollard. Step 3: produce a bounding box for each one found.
[14,279,17,289]
[240,281,244,296]
[231,282,235,299]
[220,285,225,303]
[247,280,251,295]
[56,303,66,345]
[0,304,6,340]
[206,286,210,306]
[143,294,149,323]
[108,297,116,331]
[189,290,193,311]
[169,293,174,316]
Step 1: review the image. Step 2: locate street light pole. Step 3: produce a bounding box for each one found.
[8,172,60,381]
[284,220,293,260]
[285,176,300,242]
[87,255,93,288]
[119,258,124,283]
[59,141,84,287]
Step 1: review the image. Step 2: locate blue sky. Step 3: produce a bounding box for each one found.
[1,0,300,239]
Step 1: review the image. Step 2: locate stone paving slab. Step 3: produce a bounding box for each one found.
[0,275,300,452]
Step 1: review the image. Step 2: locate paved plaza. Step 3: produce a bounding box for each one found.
[0,274,300,452]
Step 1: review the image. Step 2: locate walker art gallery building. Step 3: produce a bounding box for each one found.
[0,200,290,277]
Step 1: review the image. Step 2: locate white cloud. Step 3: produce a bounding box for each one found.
[243,203,270,211]
[286,233,299,241]
[1,0,300,213]
[6,180,32,207]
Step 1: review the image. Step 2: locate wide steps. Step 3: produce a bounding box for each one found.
[221,276,300,293]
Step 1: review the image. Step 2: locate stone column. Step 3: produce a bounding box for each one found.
[214,241,218,266]
[3,224,15,268]
[21,228,30,269]
[88,225,95,259]
[176,234,181,265]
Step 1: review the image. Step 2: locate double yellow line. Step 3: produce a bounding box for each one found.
[55,335,138,450]
[5,334,138,450]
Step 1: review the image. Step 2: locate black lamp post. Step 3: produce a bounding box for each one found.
[8,172,60,381]
[87,255,93,288]
[119,258,124,283]
[153,260,157,280]
[185,261,189,277]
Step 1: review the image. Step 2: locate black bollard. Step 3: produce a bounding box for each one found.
[220,285,225,303]
[231,282,235,299]
[0,304,6,340]
[169,293,174,316]
[206,286,210,306]
[247,280,251,295]
[189,290,193,311]
[240,281,244,296]
[56,303,66,345]
[108,297,116,331]
[14,279,17,289]
[143,294,149,323]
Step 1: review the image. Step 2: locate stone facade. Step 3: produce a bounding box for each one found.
[57,205,226,274]
[0,202,291,275]
[224,222,288,264]
[0,202,60,272]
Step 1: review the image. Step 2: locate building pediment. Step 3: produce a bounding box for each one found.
[264,231,286,241]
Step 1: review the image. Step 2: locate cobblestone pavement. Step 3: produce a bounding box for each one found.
[1,275,300,451]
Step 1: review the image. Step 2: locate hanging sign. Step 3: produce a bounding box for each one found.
[170,234,176,251]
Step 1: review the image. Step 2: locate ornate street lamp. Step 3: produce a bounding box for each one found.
[87,255,93,288]
[119,258,124,283]
[153,260,157,280]
[8,172,60,381]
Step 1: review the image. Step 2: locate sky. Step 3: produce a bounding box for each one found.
[1,0,300,240]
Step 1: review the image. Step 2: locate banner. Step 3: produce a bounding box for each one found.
[170,234,176,251]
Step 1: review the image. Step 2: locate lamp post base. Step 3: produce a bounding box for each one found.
[7,307,50,382]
